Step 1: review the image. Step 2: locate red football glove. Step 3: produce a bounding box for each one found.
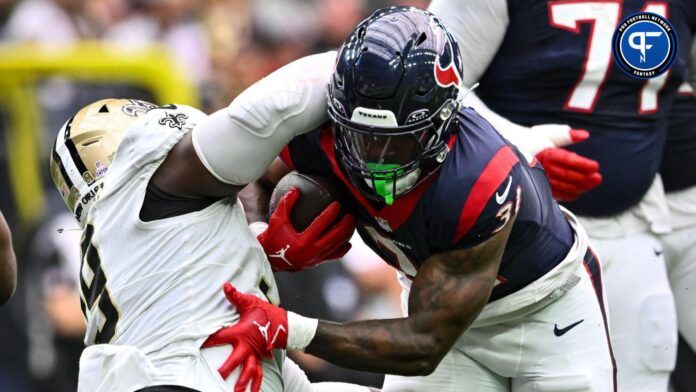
[202,283,288,392]
[258,187,355,272]
[535,130,603,202]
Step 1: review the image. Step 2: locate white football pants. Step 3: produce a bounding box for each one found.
[579,177,677,392]
[660,185,696,352]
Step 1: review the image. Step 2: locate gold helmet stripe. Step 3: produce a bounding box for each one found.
[62,116,93,185]
[55,119,90,191]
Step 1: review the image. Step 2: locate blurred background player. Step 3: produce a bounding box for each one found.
[208,7,616,391]
[0,209,16,306]
[660,84,696,392]
[427,0,696,390]
[23,212,84,392]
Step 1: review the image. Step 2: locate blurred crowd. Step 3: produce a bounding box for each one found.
[0,0,427,111]
[0,0,429,390]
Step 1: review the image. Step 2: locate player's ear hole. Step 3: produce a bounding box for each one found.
[99,105,109,113]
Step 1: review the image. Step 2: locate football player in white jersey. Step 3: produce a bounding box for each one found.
[49,52,357,392]
[0,210,16,306]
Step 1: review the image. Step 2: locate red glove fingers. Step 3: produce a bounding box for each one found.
[548,178,584,195]
[544,165,603,188]
[222,341,251,379]
[250,363,263,392]
[272,187,301,224]
[536,147,603,202]
[302,201,343,237]
[223,282,259,313]
[537,148,599,174]
[235,355,263,392]
[315,213,355,252]
[321,241,353,262]
[569,129,589,143]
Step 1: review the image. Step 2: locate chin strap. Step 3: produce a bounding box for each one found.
[456,82,479,106]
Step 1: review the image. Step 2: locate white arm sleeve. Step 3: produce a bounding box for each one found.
[428,0,509,86]
[191,51,336,185]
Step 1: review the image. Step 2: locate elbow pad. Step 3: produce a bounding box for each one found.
[192,51,336,185]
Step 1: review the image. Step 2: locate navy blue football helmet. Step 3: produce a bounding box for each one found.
[328,6,464,205]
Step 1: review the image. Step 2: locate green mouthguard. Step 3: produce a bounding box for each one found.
[366,163,403,205]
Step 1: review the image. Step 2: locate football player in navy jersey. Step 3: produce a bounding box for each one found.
[203,7,616,392]
[427,0,696,390]
[659,84,696,386]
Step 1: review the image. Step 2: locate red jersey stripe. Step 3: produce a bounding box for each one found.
[453,146,519,243]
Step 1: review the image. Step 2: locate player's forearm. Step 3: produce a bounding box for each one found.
[238,182,270,224]
[299,227,513,375]
[300,273,495,376]
[240,158,293,224]
[0,213,16,306]
[305,317,447,376]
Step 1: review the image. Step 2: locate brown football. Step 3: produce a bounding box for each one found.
[269,172,342,232]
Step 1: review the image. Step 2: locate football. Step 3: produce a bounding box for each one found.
[269,172,342,232]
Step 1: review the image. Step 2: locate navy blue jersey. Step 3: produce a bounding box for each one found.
[477,0,696,216]
[661,85,696,192]
[282,108,574,301]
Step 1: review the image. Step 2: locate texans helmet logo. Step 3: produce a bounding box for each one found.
[434,41,462,88]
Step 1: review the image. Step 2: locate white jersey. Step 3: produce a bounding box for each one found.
[77,105,281,391]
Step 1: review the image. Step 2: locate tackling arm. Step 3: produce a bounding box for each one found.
[302,217,514,375]
[152,52,336,198]
[0,211,17,306]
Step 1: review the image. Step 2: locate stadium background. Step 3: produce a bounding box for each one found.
[0,0,429,390]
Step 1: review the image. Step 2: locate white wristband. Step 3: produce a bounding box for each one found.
[248,222,268,237]
[287,311,318,350]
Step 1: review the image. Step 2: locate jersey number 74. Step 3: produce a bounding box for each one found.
[549,0,669,114]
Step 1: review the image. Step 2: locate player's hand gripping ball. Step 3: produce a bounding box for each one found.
[257,172,355,272]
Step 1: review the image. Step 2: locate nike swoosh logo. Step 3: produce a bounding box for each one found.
[554,319,584,337]
[496,176,512,205]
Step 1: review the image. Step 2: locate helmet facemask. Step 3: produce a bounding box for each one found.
[328,6,464,205]
[330,98,458,205]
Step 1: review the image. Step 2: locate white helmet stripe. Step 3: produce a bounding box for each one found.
[54,120,90,192]
[62,116,92,181]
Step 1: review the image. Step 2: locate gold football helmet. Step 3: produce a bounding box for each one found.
[50,98,157,226]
